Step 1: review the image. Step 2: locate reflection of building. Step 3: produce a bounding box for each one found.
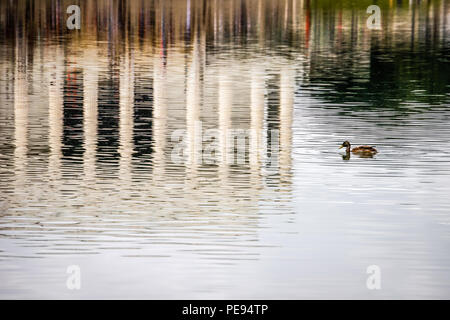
[4,0,310,240]
[8,35,296,223]
[8,23,296,185]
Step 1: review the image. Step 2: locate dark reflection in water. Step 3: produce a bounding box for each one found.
[0,0,450,299]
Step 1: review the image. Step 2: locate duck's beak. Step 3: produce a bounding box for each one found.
[339,145,344,149]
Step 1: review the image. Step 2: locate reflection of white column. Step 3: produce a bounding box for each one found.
[284,0,289,30]
[279,66,294,180]
[83,48,99,186]
[48,45,64,186]
[14,38,28,192]
[258,0,265,45]
[186,38,202,169]
[292,0,297,29]
[153,52,167,181]
[119,52,134,188]
[213,0,218,44]
[250,66,265,168]
[249,65,265,190]
[218,66,232,179]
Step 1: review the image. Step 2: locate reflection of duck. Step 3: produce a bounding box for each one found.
[342,153,351,161]
[339,141,377,157]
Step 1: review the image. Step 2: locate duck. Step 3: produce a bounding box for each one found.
[339,141,377,155]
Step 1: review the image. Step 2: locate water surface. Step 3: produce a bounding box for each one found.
[0,0,450,299]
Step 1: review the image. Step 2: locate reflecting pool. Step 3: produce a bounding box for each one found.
[0,0,450,299]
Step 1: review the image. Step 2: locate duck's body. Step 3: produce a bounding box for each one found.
[339,141,377,155]
[350,145,378,154]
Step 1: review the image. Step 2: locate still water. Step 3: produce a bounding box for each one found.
[0,0,450,299]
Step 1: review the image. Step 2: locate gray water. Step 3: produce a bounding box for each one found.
[1,0,450,299]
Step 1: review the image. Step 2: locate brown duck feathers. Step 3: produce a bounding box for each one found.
[339,141,378,154]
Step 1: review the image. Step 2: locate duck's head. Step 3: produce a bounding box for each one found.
[339,141,351,150]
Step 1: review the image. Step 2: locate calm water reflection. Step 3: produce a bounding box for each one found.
[0,0,450,299]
